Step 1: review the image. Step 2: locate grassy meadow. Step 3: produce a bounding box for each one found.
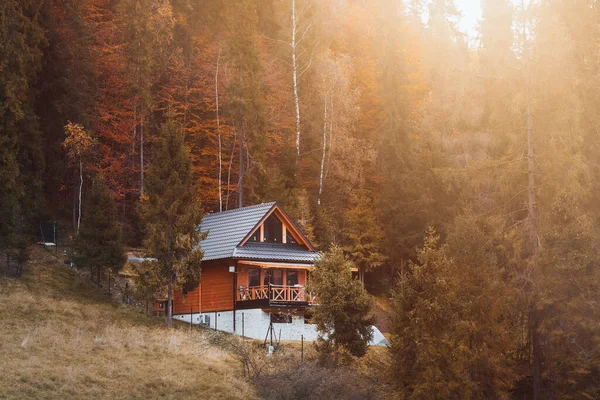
[0,247,256,400]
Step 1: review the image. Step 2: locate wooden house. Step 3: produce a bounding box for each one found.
[171,202,322,341]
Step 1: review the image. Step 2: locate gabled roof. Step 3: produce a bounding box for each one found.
[199,202,317,263]
[233,243,318,263]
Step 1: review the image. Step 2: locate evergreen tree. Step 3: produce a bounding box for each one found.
[225,0,266,208]
[131,259,164,313]
[390,226,517,399]
[0,135,25,268]
[309,246,374,361]
[74,177,126,289]
[139,118,205,327]
[119,0,174,196]
[531,191,600,398]
[0,0,46,268]
[343,192,385,283]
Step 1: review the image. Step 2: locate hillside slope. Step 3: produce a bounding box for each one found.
[0,247,256,400]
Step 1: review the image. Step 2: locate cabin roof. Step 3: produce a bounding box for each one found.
[233,243,318,263]
[199,202,317,263]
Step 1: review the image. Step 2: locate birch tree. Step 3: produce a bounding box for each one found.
[215,49,223,212]
[63,122,95,233]
[275,0,316,165]
[120,0,174,196]
[314,52,358,206]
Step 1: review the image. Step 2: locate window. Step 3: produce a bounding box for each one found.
[248,268,260,287]
[286,270,298,286]
[263,269,284,286]
[286,232,297,244]
[271,313,292,323]
[263,214,283,243]
[248,231,260,242]
[271,269,283,285]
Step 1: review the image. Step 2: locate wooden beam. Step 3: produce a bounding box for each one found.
[282,224,287,244]
[238,260,314,270]
[272,208,312,249]
[239,204,314,250]
[260,223,264,242]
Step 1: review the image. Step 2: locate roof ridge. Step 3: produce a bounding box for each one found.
[203,201,276,217]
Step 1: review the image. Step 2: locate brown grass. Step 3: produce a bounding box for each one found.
[0,247,257,400]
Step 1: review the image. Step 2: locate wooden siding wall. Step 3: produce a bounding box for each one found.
[237,265,249,287]
[172,263,309,315]
[299,270,306,286]
[200,264,234,312]
[173,285,200,315]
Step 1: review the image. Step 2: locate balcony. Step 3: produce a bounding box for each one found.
[236,284,316,308]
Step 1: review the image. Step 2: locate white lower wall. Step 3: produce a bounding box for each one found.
[173,308,319,341]
[172,309,388,346]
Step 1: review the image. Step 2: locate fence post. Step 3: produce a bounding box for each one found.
[53,221,57,255]
[242,312,245,338]
[215,311,218,331]
[301,334,304,364]
[190,307,193,333]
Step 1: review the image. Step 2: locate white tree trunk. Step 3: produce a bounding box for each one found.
[225,134,237,211]
[238,127,244,208]
[78,158,83,233]
[216,50,223,212]
[292,0,301,164]
[132,105,137,154]
[325,98,334,182]
[167,282,173,328]
[140,112,144,196]
[527,102,538,248]
[318,96,327,205]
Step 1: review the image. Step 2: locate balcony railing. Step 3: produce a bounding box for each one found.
[236,284,316,304]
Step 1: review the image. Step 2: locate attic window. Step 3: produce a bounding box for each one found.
[263,214,282,243]
[286,232,297,245]
[249,231,260,242]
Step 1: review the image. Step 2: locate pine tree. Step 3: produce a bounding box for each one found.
[74,176,126,289]
[390,225,517,399]
[224,0,266,208]
[119,0,174,196]
[308,246,374,361]
[343,192,385,283]
[139,118,205,327]
[0,0,45,268]
[532,191,600,397]
[0,135,24,265]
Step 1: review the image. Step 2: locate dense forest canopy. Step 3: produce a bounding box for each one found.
[3,0,600,397]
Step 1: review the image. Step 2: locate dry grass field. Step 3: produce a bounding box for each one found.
[0,247,257,400]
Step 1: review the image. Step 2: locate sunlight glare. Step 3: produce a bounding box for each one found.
[455,0,482,37]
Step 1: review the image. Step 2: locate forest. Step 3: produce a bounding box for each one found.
[3,0,600,398]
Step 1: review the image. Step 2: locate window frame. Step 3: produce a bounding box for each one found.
[286,270,299,286]
[263,214,283,243]
[248,267,260,287]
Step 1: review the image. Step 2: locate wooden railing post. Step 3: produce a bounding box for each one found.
[238,284,314,303]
